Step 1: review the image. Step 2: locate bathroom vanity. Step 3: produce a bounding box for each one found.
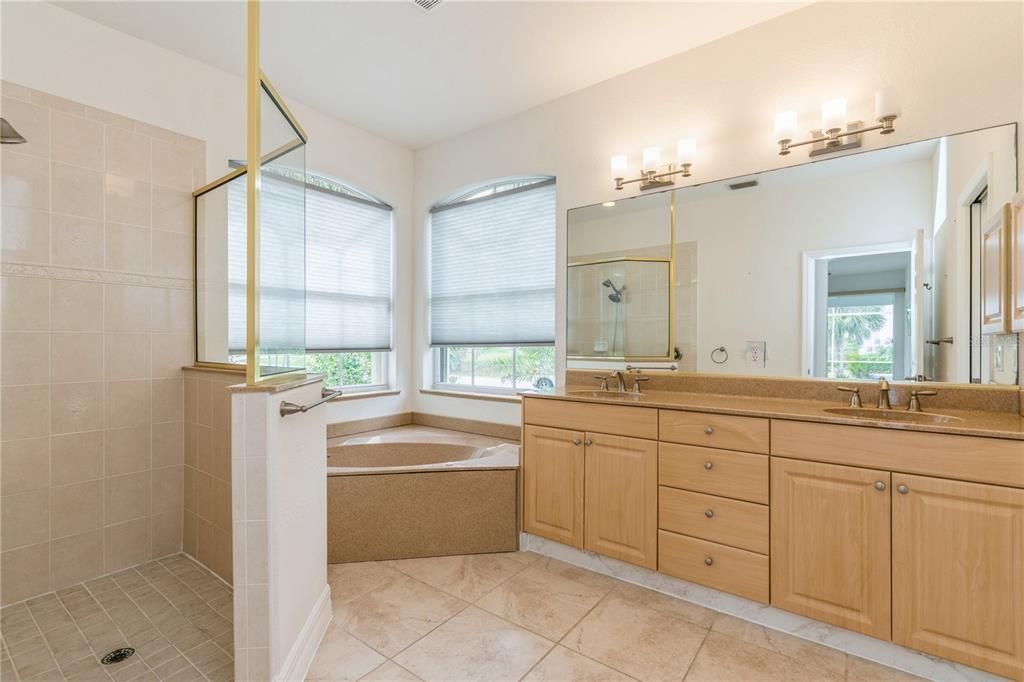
[520,387,1024,680]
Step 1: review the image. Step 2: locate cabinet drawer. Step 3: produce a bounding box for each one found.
[658,530,769,603]
[659,410,769,453]
[524,398,658,440]
[772,420,1024,488]
[659,487,768,554]
[659,443,769,504]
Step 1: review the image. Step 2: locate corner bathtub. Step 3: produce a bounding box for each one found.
[326,427,520,563]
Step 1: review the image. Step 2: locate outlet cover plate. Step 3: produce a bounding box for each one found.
[745,340,766,367]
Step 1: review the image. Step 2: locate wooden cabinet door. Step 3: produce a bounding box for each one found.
[1011,195,1024,332]
[584,433,658,569]
[981,204,1011,335]
[892,474,1024,680]
[771,457,892,640]
[523,425,585,548]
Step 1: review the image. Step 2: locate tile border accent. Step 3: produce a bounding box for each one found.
[325,412,521,442]
[2,262,192,290]
[521,533,1002,682]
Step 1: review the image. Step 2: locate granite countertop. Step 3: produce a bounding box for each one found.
[523,388,1024,441]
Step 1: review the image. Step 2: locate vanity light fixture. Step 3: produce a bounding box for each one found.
[775,88,901,157]
[611,138,697,191]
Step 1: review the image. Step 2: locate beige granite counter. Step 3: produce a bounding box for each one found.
[523,388,1024,441]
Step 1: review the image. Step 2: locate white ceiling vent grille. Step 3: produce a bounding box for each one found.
[412,0,442,11]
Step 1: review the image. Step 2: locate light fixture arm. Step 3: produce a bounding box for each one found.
[778,115,897,156]
[614,162,693,191]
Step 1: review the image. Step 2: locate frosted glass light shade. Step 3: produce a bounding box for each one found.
[774,111,797,141]
[677,138,697,165]
[821,99,847,132]
[642,146,661,172]
[610,154,628,179]
[875,88,901,120]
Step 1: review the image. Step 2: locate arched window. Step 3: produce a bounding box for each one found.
[428,176,556,393]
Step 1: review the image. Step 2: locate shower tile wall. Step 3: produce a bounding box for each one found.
[182,368,234,584]
[0,83,202,605]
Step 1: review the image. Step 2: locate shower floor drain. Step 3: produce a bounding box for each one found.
[100,648,135,665]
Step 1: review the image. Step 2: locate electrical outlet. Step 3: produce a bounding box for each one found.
[745,341,766,368]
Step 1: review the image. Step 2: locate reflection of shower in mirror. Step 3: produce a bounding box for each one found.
[602,278,626,303]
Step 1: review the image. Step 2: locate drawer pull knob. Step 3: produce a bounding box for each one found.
[704,557,714,566]
[703,426,714,435]
[572,439,581,446]
[703,461,713,470]
[897,484,909,494]
[704,509,714,518]
[874,481,886,491]
[584,438,593,446]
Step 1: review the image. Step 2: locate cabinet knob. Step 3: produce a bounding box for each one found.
[704,557,714,566]
[703,426,714,435]
[572,439,581,446]
[584,438,593,446]
[874,481,886,491]
[897,484,909,494]
[703,461,713,470]
[704,509,714,518]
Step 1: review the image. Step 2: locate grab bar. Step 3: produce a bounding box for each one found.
[280,388,342,417]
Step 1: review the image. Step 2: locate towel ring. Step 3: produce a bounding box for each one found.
[711,346,728,364]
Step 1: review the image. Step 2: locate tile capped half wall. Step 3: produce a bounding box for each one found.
[0,83,203,605]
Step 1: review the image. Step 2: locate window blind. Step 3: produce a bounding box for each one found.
[430,179,555,346]
[227,172,393,354]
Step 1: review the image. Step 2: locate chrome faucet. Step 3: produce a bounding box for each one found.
[876,378,891,409]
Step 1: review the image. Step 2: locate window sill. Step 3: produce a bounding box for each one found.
[327,388,401,402]
[420,388,522,404]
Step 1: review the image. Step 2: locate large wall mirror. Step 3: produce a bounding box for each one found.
[567,123,1019,385]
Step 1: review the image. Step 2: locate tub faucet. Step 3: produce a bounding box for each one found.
[877,378,891,409]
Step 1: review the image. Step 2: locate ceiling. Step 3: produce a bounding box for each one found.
[55,1,804,148]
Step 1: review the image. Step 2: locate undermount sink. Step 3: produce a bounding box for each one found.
[565,389,644,399]
[823,407,963,425]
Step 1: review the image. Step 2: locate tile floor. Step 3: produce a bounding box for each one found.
[0,554,233,681]
[311,551,924,682]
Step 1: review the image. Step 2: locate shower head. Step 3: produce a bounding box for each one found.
[0,118,26,144]
[602,278,625,303]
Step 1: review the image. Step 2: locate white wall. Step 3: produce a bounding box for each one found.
[414,1,1023,423]
[1,0,416,426]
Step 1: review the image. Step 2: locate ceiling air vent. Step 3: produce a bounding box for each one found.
[728,180,759,191]
[412,0,442,11]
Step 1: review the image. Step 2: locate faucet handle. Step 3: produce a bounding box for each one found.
[907,389,938,413]
[631,376,650,394]
[836,386,862,408]
[592,375,609,391]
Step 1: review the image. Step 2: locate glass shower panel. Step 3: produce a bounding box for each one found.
[567,260,671,359]
[256,140,306,375]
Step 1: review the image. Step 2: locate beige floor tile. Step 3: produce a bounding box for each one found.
[388,553,529,602]
[476,558,616,640]
[684,631,844,682]
[359,660,423,681]
[846,655,927,681]
[307,624,386,682]
[328,562,405,606]
[710,613,849,677]
[394,606,553,682]
[523,645,635,681]
[611,584,717,629]
[333,573,466,657]
[563,587,708,682]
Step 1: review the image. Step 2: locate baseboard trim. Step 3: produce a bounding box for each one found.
[275,584,332,682]
[522,533,997,682]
